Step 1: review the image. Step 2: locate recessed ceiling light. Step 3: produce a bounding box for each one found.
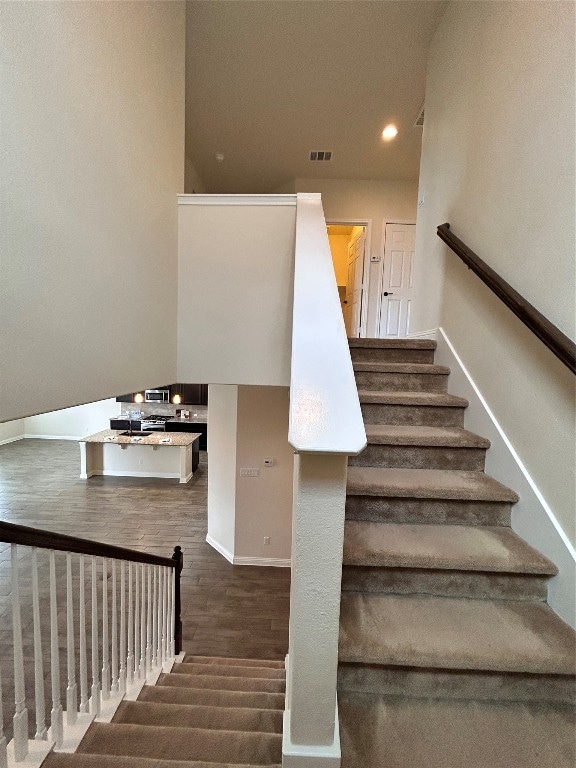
[382,124,398,141]
[215,153,225,163]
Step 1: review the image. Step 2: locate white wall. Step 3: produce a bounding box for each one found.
[0,1,185,422]
[234,386,293,563]
[177,198,296,386]
[413,2,575,544]
[206,385,238,559]
[294,178,418,336]
[0,420,25,446]
[25,399,119,440]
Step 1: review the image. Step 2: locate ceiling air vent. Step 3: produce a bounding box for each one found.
[309,150,332,161]
[414,102,425,127]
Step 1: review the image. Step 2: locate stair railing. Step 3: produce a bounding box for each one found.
[284,193,366,766]
[0,521,183,766]
[437,223,576,374]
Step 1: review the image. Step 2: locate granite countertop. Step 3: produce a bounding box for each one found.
[80,429,201,446]
[167,417,207,424]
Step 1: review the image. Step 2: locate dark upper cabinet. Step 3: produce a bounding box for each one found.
[181,384,208,406]
[116,394,134,403]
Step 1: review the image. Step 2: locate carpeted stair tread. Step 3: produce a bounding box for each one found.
[138,684,285,710]
[43,754,281,768]
[364,423,490,448]
[78,722,282,765]
[156,672,285,693]
[172,662,285,679]
[184,655,284,669]
[339,592,576,675]
[349,338,437,349]
[338,692,576,768]
[354,361,450,375]
[347,466,518,501]
[113,700,282,733]
[343,522,557,574]
[358,389,468,407]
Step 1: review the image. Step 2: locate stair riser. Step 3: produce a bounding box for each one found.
[138,685,285,710]
[341,566,549,602]
[157,673,285,694]
[114,703,283,734]
[361,403,465,427]
[349,444,486,470]
[355,371,448,393]
[337,664,575,705]
[351,348,435,364]
[345,496,512,527]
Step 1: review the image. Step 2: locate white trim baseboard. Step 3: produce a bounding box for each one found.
[85,469,181,480]
[25,434,80,441]
[282,704,341,767]
[232,555,291,568]
[436,327,576,628]
[0,434,24,445]
[206,533,234,563]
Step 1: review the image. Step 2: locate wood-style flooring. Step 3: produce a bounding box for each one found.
[0,438,290,741]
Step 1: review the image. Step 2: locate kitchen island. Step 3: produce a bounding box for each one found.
[79,429,201,483]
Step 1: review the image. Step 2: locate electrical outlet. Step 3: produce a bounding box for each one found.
[240,468,260,477]
[263,536,271,545]
[263,457,274,467]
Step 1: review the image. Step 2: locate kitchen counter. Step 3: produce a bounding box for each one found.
[83,429,200,446]
[79,430,201,483]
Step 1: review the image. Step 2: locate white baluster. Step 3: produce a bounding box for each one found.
[90,556,100,716]
[134,563,141,681]
[31,548,47,740]
[165,567,171,660]
[139,564,146,678]
[49,550,63,747]
[152,565,158,669]
[66,553,77,726]
[127,562,134,686]
[119,561,127,695]
[111,560,118,693]
[0,652,8,768]
[11,544,29,761]
[101,558,110,701]
[78,556,89,714]
[146,565,152,675]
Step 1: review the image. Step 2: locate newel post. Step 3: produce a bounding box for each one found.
[172,546,183,655]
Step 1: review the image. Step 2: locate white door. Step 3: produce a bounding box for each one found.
[379,223,415,337]
[344,231,365,337]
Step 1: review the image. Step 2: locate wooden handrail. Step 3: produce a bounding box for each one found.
[0,520,176,568]
[437,223,576,374]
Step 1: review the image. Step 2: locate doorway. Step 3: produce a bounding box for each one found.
[326,221,371,338]
[378,223,416,338]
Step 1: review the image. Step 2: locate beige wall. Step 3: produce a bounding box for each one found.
[0,420,25,445]
[177,201,295,386]
[294,178,418,336]
[185,153,207,194]
[25,399,119,439]
[413,2,576,543]
[235,386,293,561]
[0,1,185,422]
[328,234,349,286]
[207,384,238,558]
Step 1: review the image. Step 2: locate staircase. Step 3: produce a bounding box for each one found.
[338,338,576,767]
[42,656,285,767]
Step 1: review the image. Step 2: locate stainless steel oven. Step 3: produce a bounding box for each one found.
[144,389,170,403]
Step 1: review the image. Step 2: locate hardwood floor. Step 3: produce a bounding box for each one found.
[0,438,290,740]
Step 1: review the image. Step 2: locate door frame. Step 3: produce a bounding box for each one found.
[376,219,416,338]
[326,218,373,338]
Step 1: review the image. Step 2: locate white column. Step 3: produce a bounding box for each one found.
[145,565,152,675]
[31,548,47,740]
[283,453,347,768]
[152,565,158,669]
[119,561,127,696]
[127,562,134,686]
[11,544,29,761]
[90,556,101,716]
[139,564,146,678]
[134,562,141,681]
[101,558,110,701]
[111,560,118,693]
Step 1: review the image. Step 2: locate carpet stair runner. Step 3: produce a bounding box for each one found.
[42,655,284,767]
[339,338,576,767]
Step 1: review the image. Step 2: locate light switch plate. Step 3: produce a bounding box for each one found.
[240,468,260,477]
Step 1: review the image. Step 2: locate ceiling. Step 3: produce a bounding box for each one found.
[185,1,446,194]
